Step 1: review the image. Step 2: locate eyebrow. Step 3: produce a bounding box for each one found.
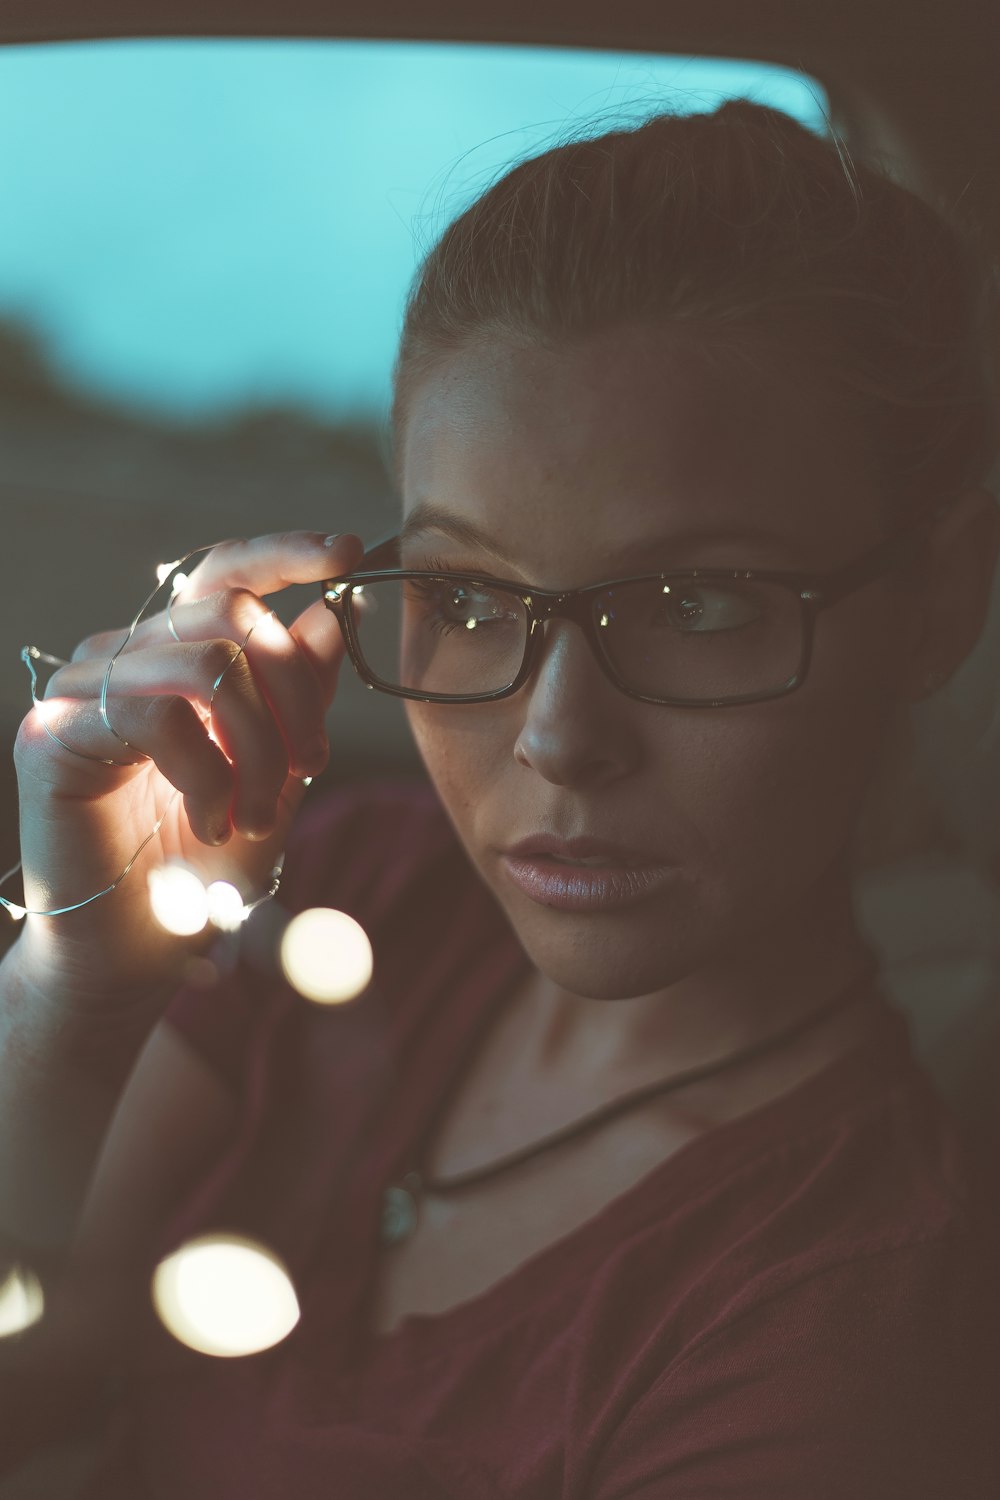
[399,501,798,568]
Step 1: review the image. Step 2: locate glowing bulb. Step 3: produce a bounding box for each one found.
[0,1263,44,1338]
[206,880,247,932]
[251,610,284,647]
[147,864,209,936]
[171,571,190,595]
[4,903,26,922]
[156,560,180,585]
[280,907,373,1005]
[151,1234,299,1358]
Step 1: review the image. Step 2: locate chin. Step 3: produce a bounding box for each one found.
[504,904,702,1001]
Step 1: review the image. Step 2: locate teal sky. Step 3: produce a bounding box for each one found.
[0,40,827,423]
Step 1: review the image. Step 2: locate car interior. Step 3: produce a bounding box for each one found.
[0,1,997,1492]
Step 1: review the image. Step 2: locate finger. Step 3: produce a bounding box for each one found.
[287,596,354,696]
[70,532,364,662]
[23,694,234,847]
[179,531,365,606]
[49,642,290,840]
[72,592,337,779]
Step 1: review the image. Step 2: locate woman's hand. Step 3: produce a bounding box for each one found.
[9,530,364,1008]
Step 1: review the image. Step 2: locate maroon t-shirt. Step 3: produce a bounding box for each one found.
[82,780,998,1499]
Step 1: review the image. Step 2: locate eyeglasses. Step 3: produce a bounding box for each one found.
[321,503,948,708]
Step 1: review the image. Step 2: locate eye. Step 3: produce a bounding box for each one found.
[597,578,774,637]
[405,577,522,636]
[655,581,769,633]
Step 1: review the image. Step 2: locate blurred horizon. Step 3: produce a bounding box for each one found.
[0,39,827,427]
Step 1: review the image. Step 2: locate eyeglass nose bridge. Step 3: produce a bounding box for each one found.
[518,584,624,691]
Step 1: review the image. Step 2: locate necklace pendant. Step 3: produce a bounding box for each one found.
[380,1171,422,1248]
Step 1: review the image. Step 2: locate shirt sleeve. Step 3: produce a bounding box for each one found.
[587,1233,1000,1500]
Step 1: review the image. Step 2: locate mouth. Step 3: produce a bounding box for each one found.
[503,835,668,867]
[499,850,677,911]
[532,853,635,868]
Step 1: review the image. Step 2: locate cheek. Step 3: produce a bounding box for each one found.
[716,591,909,851]
[405,702,510,816]
[675,666,898,905]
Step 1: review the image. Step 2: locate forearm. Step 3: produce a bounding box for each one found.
[0,944,168,1256]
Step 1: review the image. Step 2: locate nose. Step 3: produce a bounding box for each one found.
[512,618,638,785]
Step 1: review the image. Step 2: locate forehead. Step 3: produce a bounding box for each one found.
[399,326,881,569]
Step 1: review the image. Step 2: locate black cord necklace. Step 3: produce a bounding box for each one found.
[379,957,879,1248]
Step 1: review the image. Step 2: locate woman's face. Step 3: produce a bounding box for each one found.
[396,325,919,1003]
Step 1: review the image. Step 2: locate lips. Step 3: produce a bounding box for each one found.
[499,849,676,911]
[504,833,667,867]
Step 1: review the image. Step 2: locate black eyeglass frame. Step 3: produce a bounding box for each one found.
[321,501,950,708]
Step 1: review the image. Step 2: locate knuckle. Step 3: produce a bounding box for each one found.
[270,530,309,553]
[205,536,244,563]
[71,632,107,662]
[181,537,241,590]
[215,586,259,627]
[43,664,71,697]
[200,638,245,679]
[143,694,192,738]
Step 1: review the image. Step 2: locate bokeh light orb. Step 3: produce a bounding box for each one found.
[147,864,209,935]
[152,1234,300,1358]
[206,880,246,932]
[280,907,373,1004]
[0,1263,44,1339]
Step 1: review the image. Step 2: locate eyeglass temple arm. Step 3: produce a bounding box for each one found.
[805,502,948,607]
[361,532,401,568]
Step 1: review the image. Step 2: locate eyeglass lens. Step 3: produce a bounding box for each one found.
[347,574,805,702]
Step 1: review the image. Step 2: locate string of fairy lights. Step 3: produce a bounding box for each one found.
[1,547,375,1357]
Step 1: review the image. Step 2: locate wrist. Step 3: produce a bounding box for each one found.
[0,940,173,1086]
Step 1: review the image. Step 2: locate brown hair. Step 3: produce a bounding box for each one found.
[389,99,999,522]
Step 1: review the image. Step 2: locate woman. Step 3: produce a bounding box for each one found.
[1,101,998,1497]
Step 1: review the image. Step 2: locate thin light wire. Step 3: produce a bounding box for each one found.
[0,790,179,918]
[3,543,295,922]
[22,646,138,767]
[165,588,183,643]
